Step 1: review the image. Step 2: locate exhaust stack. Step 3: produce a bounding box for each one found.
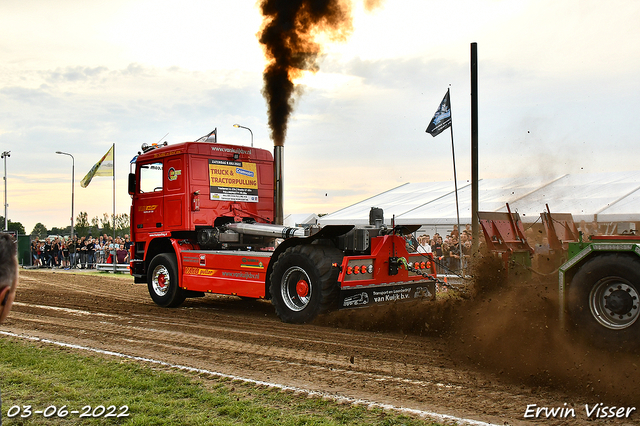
[274,145,284,225]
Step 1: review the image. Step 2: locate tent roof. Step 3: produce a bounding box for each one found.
[318,171,640,226]
[284,213,319,227]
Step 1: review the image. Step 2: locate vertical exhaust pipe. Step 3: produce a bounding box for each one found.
[274,145,284,225]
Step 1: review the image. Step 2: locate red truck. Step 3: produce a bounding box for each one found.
[128,137,436,323]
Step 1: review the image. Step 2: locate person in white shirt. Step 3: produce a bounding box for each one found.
[417,235,432,254]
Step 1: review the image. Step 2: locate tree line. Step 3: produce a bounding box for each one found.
[2,212,130,239]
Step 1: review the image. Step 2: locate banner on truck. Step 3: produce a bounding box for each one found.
[209,159,259,202]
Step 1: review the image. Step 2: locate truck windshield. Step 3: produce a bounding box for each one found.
[139,162,163,193]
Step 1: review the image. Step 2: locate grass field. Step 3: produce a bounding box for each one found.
[0,338,441,425]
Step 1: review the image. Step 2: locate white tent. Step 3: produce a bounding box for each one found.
[284,213,319,227]
[318,171,640,227]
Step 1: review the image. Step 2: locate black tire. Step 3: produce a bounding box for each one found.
[147,253,186,308]
[270,244,343,324]
[567,253,640,346]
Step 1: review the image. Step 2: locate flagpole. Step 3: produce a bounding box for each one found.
[447,88,464,277]
[113,142,116,275]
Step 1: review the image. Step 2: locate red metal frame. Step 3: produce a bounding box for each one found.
[337,234,436,289]
[540,204,579,251]
[478,205,534,270]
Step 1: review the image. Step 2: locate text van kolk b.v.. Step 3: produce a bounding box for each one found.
[524,403,636,419]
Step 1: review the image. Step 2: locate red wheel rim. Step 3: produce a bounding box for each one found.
[296,279,309,298]
[158,274,166,288]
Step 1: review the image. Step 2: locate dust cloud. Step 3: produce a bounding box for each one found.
[319,252,640,406]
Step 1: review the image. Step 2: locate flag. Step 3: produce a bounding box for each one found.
[207,128,217,142]
[425,90,452,137]
[81,145,114,188]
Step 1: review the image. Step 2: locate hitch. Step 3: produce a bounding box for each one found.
[388,257,399,275]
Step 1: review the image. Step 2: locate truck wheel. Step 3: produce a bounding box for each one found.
[568,254,640,346]
[147,253,186,308]
[270,245,343,324]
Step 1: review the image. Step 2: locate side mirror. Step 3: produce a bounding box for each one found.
[128,173,136,195]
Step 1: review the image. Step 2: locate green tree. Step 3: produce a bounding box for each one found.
[8,221,25,235]
[75,212,89,237]
[1,216,26,234]
[100,213,113,235]
[50,226,66,236]
[31,222,48,239]
[0,216,23,233]
[115,213,130,235]
[89,216,100,237]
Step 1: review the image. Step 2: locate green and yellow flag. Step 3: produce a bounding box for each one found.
[81,145,114,188]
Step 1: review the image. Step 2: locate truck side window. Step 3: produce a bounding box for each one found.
[139,162,163,193]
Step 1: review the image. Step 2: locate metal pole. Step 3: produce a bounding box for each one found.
[1,151,9,231]
[470,42,479,252]
[113,143,116,275]
[72,157,75,240]
[274,145,284,225]
[447,89,464,277]
[56,151,75,240]
[233,124,254,147]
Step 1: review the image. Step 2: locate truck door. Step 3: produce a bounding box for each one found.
[164,156,184,230]
[133,161,165,234]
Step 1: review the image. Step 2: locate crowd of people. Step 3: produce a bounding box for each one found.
[29,234,132,269]
[407,224,475,273]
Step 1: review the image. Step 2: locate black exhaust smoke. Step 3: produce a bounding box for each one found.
[258,0,384,224]
[258,0,354,147]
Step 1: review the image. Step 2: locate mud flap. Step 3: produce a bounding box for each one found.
[339,281,436,309]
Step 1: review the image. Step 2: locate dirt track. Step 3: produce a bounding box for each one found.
[2,269,639,425]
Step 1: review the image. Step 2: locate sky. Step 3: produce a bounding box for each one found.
[1,0,639,234]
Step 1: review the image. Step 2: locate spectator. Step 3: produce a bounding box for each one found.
[116,244,128,264]
[124,235,132,252]
[68,237,77,269]
[30,237,40,267]
[78,236,87,269]
[61,240,70,269]
[38,241,46,267]
[107,238,116,263]
[57,238,64,267]
[432,236,443,264]
[96,237,105,264]
[442,237,451,270]
[449,236,461,271]
[86,237,96,269]
[43,238,53,268]
[417,235,432,254]
[405,235,416,253]
[450,225,459,240]
[462,240,472,269]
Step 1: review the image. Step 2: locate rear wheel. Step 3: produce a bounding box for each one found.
[147,253,185,308]
[568,254,640,346]
[270,244,343,323]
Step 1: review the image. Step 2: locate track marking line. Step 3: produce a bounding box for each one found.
[1,330,500,426]
[12,302,121,319]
